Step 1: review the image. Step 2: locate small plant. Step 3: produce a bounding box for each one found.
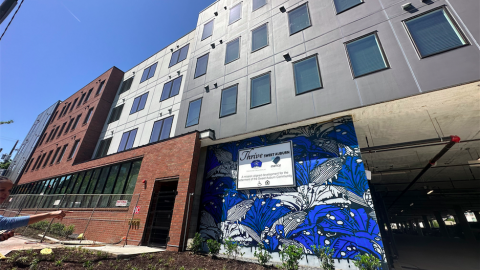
[179,266,186,270]
[97,261,103,265]
[141,253,148,258]
[148,254,154,260]
[168,257,175,265]
[254,243,272,266]
[311,245,335,270]
[83,260,93,268]
[206,239,221,257]
[279,244,304,270]
[30,258,39,270]
[353,253,381,270]
[189,232,204,254]
[55,260,63,266]
[224,237,244,259]
[158,258,164,264]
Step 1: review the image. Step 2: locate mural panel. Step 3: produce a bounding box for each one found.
[198,117,386,268]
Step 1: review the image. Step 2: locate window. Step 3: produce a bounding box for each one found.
[119,77,134,94]
[58,107,65,119]
[84,88,93,103]
[194,53,209,78]
[345,33,389,78]
[38,133,47,146]
[333,0,363,14]
[43,150,53,168]
[78,93,86,106]
[57,122,67,137]
[169,44,190,67]
[71,114,82,130]
[130,92,148,114]
[108,104,124,124]
[71,98,78,111]
[118,129,138,152]
[51,126,60,140]
[95,138,112,158]
[404,7,468,58]
[83,108,94,124]
[149,116,174,143]
[36,154,46,170]
[186,98,202,127]
[253,0,266,11]
[160,76,182,101]
[25,158,34,171]
[57,144,68,163]
[65,118,74,134]
[229,3,242,24]
[251,73,271,108]
[68,140,80,160]
[31,156,40,171]
[51,147,61,165]
[220,85,238,117]
[225,37,240,64]
[50,111,58,123]
[140,63,157,83]
[252,23,268,52]
[96,80,105,95]
[202,19,214,40]
[288,3,311,35]
[63,103,71,116]
[293,55,322,95]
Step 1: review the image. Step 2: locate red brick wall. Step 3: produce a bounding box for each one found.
[17,132,201,250]
[20,67,124,182]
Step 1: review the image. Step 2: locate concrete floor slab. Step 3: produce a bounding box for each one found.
[0,236,61,256]
[394,234,480,270]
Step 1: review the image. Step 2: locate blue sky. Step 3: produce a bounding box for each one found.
[0,0,214,158]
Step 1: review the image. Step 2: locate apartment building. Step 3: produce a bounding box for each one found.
[9,0,479,269]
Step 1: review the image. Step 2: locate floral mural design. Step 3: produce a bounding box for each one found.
[198,117,385,267]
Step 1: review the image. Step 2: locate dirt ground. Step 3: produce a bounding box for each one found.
[0,247,277,270]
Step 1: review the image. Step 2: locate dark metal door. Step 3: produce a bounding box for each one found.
[147,190,176,247]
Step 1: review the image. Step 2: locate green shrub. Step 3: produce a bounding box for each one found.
[353,253,381,270]
[29,220,49,231]
[279,244,304,270]
[189,232,203,254]
[64,225,75,236]
[254,243,272,266]
[51,222,65,235]
[206,239,221,257]
[224,237,244,259]
[311,245,335,270]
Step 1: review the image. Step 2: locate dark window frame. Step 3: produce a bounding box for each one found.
[50,147,61,166]
[65,118,75,134]
[229,2,243,25]
[251,23,269,53]
[68,139,80,160]
[95,137,112,158]
[119,76,134,94]
[95,80,106,95]
[84,88,93,103]
[201,19,215,41]
[194,53,210,79]
[250,71,272,109]
[78,93,86,106]
[252,0,267,11]
[57,144,68,163]
[344,31,390,79]
[57,122,67,138]
[334,0,364,15]
[70,98,78,111]
[140,63,158,83]
[160,76,183,102]
[287,2,312,36]
[292,54,323,96]
[83,107,94,125]
[149,116,174,143]
[43,150,53,168]
[219,84,239,118]
[129,92,149,114]
[117,128,138,152]
[169,44,190,67]
[185,98,203,128]
[71,114,82,131]
[402,6,470,59]
[108,104,124,124]
[225,37,241,65]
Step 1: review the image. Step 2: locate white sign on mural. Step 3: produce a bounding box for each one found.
[237,141,295,190]
[116,200,128,207]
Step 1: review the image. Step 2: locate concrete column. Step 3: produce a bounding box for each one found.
[453,205,476,242]
[434,211,449,237]
[422,215,431,233]
[474,211,480,223]
[414,218,424,236]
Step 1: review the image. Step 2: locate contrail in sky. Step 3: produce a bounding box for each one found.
[60,1,81,22]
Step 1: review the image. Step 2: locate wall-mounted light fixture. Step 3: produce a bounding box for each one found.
[168,108,172,114]
[213,83,218,88]
[214,11,218,16]
[279,6,286,12]
[402,3,413,10]
[427,190,434,194]
[219,40,223,44]
[177,70,181,75]
[211,43,216,49]
[205,86,210,93]
[283,53,291,61]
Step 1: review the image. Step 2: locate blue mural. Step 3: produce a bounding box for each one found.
[198,117,385,266]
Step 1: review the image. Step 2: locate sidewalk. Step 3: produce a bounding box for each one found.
[0,235,61,256]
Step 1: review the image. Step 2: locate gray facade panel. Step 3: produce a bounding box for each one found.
[175,0,480,140]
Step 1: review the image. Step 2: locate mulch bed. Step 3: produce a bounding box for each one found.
[0,247,277,270]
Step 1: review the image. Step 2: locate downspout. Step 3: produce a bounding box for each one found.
[387,135,460,210]
[182,192,194,251]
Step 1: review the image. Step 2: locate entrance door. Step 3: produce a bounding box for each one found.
[146,180,178,247]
